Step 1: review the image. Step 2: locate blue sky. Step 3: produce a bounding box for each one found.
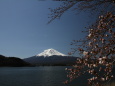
[0,0,96,58]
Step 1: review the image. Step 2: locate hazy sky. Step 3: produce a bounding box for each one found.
[0,0,96,58]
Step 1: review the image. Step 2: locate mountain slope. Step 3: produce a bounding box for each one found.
[0,55,32,67]
[24,55,77,66]
[24,49,78,66]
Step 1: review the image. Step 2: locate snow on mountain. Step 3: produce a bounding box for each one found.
[36,48,67,57]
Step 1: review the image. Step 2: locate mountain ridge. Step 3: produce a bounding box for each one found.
[0,55,33,67]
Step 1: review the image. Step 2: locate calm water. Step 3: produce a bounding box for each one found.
[1,66,115,86]
[0,66,90,86]
[0,66,69,86]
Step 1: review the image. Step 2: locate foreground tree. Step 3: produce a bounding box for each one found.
[65,12,115,86]
[48,0,115,86]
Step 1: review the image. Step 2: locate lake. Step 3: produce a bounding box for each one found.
[0,66,114,86]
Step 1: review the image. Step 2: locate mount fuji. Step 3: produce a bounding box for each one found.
[24,48,77,66]
[36,48,66,57]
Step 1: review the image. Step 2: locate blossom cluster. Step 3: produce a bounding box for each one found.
[65,12,115,86]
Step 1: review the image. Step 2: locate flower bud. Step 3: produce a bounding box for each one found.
[101,78,105,81]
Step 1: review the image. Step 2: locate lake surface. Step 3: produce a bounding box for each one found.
[0,66,87,86]
[1,66,114,86]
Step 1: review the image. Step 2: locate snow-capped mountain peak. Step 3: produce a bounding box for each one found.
[36,48,66,57]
